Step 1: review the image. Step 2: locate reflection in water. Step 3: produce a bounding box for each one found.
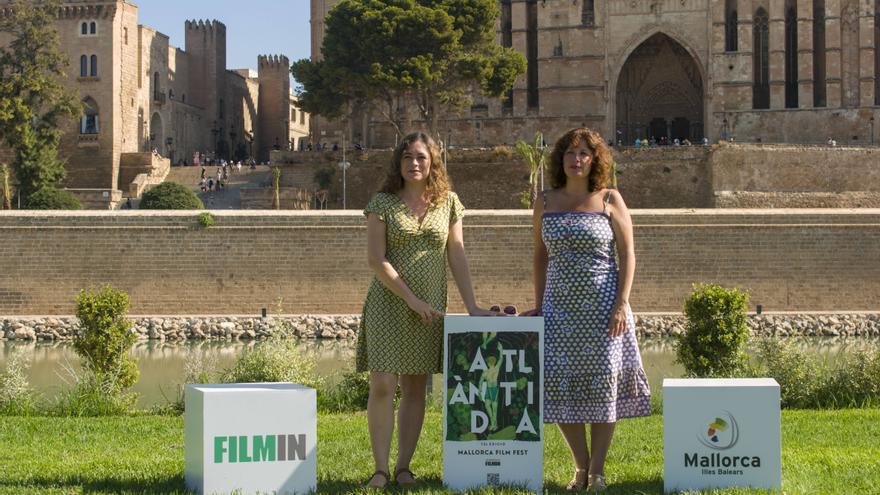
[1,337,876,408]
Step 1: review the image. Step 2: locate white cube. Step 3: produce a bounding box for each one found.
[185,383,317,495]
[663,378,781,493]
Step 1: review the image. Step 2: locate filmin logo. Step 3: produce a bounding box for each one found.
[214,434,307,463]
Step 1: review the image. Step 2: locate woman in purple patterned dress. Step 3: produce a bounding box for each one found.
[522,128,651,492]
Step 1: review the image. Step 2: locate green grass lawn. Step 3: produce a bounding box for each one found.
[1,409,878,494]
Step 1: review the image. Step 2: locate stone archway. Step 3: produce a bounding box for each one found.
[615,33,704,144]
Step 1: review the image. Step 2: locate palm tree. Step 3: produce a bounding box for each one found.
[272,167,281,210]
[1,164,12,210]
[514,132,547,208]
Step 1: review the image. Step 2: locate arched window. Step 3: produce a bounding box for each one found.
[90,55,97,77]
[219,98,224,119]
[80,55,87,77]
[169,88,174,99]
[81,22,88,35]
[753,8,770,109]
[582,0,595,27]
[784,0,798,108]
[725,0,738,51]
[182,94,186,103]
[124,27,128,45]
[80,98,99,135]
[814,0,826,107]
[90,22,96,35]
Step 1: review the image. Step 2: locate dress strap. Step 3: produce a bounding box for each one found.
[602,190,612,213]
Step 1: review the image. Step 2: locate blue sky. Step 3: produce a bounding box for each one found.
[136,0,312,73]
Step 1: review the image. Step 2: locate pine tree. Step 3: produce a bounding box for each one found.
[0,0,81,203]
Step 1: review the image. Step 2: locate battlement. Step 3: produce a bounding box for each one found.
[0,0,118,19]
[185,19,226,34]
[258,54,291,71]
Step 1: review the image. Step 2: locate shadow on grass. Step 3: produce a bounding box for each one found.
[0,474,190,494]
[319,474,664,494]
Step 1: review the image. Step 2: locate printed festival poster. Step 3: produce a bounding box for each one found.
[443,315,544,492]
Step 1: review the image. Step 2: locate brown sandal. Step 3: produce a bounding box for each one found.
[393,467,416,486]
[366,470,390,489]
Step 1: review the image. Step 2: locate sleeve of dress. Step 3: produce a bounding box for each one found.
[364,193,387,222]
[449,192,465,223]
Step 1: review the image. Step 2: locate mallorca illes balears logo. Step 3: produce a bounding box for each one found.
[698,412,739,450]
[685,412,761,476]
[213,434,308,464]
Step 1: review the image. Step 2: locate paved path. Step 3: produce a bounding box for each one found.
[165,164,272,209]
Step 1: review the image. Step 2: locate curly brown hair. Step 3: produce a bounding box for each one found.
[548,127,612,192]
[380,132,452,204]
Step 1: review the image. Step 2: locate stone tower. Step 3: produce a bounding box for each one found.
[185,19,227,156]
[257,54,291,161]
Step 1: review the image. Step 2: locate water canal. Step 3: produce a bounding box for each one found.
[1,338,876,408]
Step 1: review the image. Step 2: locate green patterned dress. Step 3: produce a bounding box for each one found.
[356,191,465,374]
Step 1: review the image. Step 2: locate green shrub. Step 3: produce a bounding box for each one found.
[676,283,750,377]
[0,351,37,415]
[819,348,880,408]
[197,212,215,228]
[139,182,204,209]
[221,322,321,388]
[751,338,822,408]
[50,369,138,417]
[313,167,335,190]
[752,339,880,409]
[74,286,139,390]
[318,371,370,413]
[23,187,82,210]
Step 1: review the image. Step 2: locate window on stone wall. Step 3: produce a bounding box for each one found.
[124,27,128,45]
[169,88,174,99]
[526,0,538,109]
[753,8,770,109]
[784,1,798,108]
[291,108,296,122]
[80,98,99,135]
[300,110,305,125]
[81,22,88,35]
[582,0,595,27]
[90,22,96,35]
[219,99,224,119]
[725,0,738,51]
[814,0,826,107]
[80,55,87,77]
[90,55,97,77]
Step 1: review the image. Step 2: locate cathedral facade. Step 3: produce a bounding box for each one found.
[0,0,308,204]
[311,0,880,148]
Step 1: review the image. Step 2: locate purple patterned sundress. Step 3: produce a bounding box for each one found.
[542,206,651,423]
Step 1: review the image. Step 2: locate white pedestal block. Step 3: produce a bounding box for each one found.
[443,315,544,493]
[184,383,317,495]
[663,378,781,493]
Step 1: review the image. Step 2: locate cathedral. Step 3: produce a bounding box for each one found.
[311,0,880,148]
[0,0,308,207]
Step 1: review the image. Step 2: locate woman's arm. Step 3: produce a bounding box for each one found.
[522,193,548,316]
[447,219,496,316]
[366,213,440,324]
[607,189,635,337]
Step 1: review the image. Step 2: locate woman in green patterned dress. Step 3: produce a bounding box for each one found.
[356,132,498,488]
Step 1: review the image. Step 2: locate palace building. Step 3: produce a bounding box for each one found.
[311,0,880,148]
[0,0,308,207]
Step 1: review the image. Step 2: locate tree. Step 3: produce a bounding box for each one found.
[292,0,526,139]
[0,0,81,204]
[514,132,547,208]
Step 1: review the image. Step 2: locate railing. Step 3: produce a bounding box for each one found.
[153,91,166,105]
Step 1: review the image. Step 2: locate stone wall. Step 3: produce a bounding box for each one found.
[269,144,880,209]
[0,210,878,316]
